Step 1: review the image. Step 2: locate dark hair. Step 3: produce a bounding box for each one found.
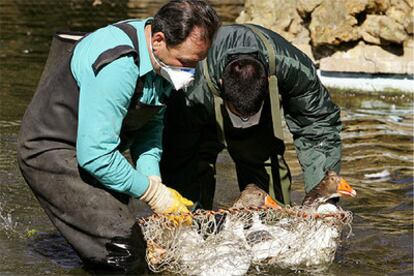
[152,0,221,47]
[222,56,268,116]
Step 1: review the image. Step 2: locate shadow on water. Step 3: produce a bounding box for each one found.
[27,233,82,269]
[0,1,413,275]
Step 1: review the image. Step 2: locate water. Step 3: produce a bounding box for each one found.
[1,1,413,275]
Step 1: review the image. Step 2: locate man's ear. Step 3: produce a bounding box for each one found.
[152,32,166,50]
[219,78,223,85]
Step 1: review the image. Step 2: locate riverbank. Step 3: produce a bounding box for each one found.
[236,0,413,90]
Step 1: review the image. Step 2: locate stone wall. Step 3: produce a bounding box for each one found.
[236,0,413,75]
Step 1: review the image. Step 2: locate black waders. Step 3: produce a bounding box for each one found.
[17,23,158,273]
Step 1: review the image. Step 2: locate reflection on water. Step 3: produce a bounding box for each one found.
[1,1,413,275]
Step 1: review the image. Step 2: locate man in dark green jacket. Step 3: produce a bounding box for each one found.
[161,24,342,209]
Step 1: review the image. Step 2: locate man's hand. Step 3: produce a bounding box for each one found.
[140,176,193,214]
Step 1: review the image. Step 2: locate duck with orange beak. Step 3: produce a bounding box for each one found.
[302,171,357,213]
[232,184,281,209]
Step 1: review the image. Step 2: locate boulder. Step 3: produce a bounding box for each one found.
[235,0,413,76]
[386,0,413,32]
[360,15,408,44]
[236,0,313,59]
[309,0,367,46]
[236,0,306,43]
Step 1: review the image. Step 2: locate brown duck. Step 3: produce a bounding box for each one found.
[232,184,281,209]
[302,171,356,212]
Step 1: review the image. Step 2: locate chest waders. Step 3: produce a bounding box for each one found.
[202,24,292,206]
[16,23,158,272]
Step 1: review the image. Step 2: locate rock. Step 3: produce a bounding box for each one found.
[367,0,390,13]
[309,0,367,46]
[236,0,306,43]
[236,0,313,59]
[235,0,413,76]
[390,0,411,10]
[407,13,414,34]
[360,15,408,44]
[296,0,323,17]
[404,38,414,60]
[386,0,413,32]
[319,41,414,74]
[344,0,369,14]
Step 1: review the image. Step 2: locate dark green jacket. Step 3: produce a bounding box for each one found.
[184,24,342,193]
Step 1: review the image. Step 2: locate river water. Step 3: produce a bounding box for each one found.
[0,1,413,275]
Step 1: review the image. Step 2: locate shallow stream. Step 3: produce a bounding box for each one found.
[1,1,413,275]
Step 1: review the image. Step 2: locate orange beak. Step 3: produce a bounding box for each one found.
[264,195,281,209]
[337,178,357,197]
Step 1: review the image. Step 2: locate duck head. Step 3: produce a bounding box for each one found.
[302,171,356,207]
[232,184,281,209]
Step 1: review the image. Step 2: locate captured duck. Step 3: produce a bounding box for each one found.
[232,184,281,209]
[266,171,357,268]
[302,171,356,213]
[177,220,251,276]
[230,184,286,262]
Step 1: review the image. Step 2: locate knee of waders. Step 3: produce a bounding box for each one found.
[82,223,148,274]
[104,223,148,273]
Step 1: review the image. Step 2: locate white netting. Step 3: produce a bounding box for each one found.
[138,206,353,275]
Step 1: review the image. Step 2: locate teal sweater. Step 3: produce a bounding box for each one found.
[70,18,172,197]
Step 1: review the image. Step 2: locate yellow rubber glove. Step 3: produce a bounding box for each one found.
[163,188,194,213]
[140,176,193,214]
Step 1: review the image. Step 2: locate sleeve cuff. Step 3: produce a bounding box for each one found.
[128,171,150,198]
[136,155,161,178]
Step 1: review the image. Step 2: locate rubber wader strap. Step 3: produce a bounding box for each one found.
[202,59,227,146]
[244,24,291,205]
[244,24,283,141]
[113,23,140,66]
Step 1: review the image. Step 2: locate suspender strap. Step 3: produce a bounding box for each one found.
[244,24,284,141]
[202,58,220,96]
[202,59,227,146]
[113,22,140,66]
[244,24,291,205]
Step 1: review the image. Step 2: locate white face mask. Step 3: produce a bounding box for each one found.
[150,40,196,90]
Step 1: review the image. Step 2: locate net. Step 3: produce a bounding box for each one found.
[137,206,353,275]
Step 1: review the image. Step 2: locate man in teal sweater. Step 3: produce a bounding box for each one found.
[17,0,220,272]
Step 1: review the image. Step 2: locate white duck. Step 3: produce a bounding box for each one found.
[230,177,357,269]
[274,171,357,268]
[177,217,251,276]
[231,184,287,262]
[177,184,281,275]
